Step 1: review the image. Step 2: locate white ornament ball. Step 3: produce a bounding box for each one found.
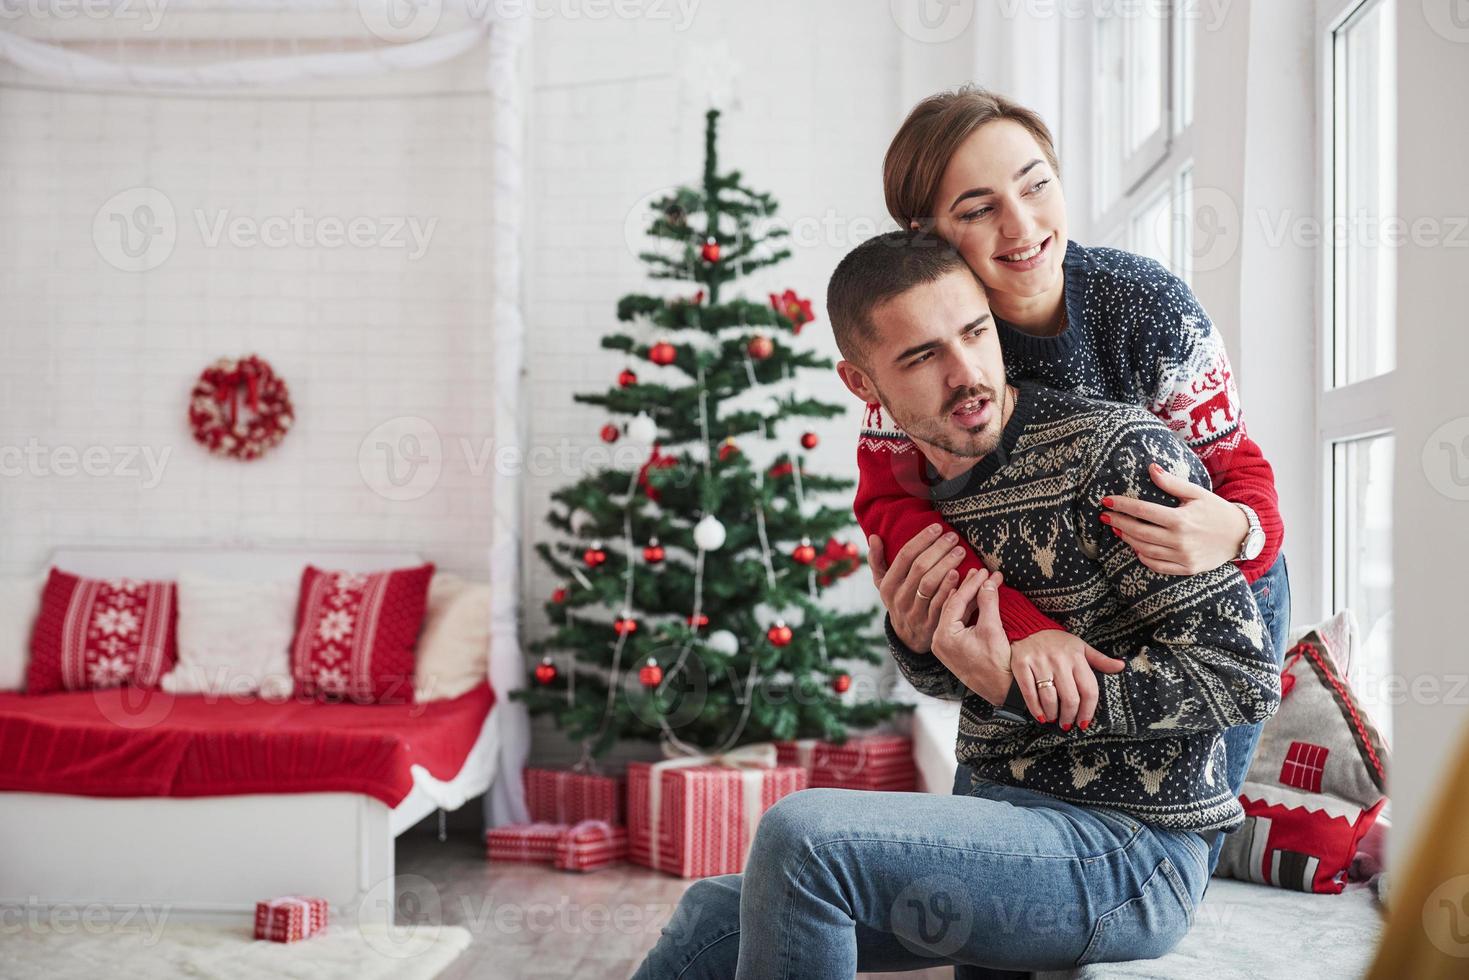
[706,629,739,656]
[626,411,658,444]
[693,514,727,551]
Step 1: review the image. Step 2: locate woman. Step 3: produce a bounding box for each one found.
[854,84,1290,875]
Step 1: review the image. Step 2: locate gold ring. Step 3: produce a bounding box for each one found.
[916,587,933,600]
[1036,678,1056,690]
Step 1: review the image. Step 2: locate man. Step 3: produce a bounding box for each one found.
[631,232,1279,980]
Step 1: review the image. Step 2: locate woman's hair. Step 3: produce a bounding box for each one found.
[883,84,1061,230]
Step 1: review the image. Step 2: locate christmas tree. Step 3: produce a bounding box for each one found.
[513,109,912,761]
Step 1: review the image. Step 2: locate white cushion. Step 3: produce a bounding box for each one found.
[0,575,45,691]
[163,571,296,698]
[413,573,491,702]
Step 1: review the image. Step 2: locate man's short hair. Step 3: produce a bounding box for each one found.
[826,231,974,368]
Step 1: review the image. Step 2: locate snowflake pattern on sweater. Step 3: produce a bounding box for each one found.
[887,382,1281,833]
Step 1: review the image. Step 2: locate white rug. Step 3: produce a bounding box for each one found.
[0,921,473,980]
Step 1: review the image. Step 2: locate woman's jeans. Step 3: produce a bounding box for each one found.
[629,780,1210,979]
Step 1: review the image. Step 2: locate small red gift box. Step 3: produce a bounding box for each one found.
[254,895,328,943]
[523,767,625,824]
[555,819,629,872]
[486,821,566,864]
[628,744,807,878]
[775,734,917,792]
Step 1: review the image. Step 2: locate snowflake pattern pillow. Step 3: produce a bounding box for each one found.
[289,563,434,702]
[26,567,178,694]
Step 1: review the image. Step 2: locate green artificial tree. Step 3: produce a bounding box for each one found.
[512,109,912,762]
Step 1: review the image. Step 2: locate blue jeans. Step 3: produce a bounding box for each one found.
[952,552,1292,885]
[629,781,1209,978]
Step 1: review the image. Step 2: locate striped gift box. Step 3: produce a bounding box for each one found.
[554,819,629,872]
[523,767,625,824]
[628,755,806,879]
[486,821,566,864]
[254,895,328,943]
[775,734,918,792]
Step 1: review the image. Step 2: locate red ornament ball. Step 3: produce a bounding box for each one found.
[766,620,793,647]
[618,368,638,387]
[534,658,557,685]
[600,423,620,444]
[583,542,608,568]
[800,431,819,450]
[687,613,709,630]
[747,334,774,360]
[550,587,568,604]
[701,238,721,263]
[718,437,740,462]
[639,658,663,688]
[643,537,665,564]
[648,340,677,366]
[792,538,817,565]
[613,611,639,636]
[832,673,852,694]
[843,541,860,559]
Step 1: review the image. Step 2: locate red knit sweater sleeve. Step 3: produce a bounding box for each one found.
[853,403,1063,642]
[1195,421,1283,582]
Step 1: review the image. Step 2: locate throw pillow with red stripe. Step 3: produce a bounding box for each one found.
[26,567,177,694]
[290,562,434,702]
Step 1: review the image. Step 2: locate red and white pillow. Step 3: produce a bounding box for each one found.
[290,563,434,702]
[26,567,178,694]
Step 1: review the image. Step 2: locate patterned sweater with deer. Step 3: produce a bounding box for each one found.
[887,381,1282,833]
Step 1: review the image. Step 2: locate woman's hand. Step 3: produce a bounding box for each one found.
[1099,462,1248,575]
[1008,630,1126,730]
[867,524,968,653]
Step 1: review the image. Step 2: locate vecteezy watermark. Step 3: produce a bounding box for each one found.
[455,894,682,936]
[92,187,438,272]
[0,0,170,30]
[0,439,170,489]
[0,900,171,944]
[889,0,975,44]
[890,873,976,958]
[993,0,1234,32]
[1422,873,1469,958]
[357,0,701,43]
[1421,0,1469,44]
[1423,417,1469,501]
[1257,210,1469,251]
[357,873,444,958]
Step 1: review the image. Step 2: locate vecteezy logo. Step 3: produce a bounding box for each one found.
[358,416,443,501]
[93,187,177,272]
[891,874,974,958]
[1424,417,1469,500]
[890,0,975,44]
[1422,0,1469,44]
[1423,873,1469,958]
[1174,185,1240,275]
[357,0,442,43]
[357,873,444,958]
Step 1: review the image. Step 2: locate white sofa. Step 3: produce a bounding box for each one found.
[909,700,1385,978]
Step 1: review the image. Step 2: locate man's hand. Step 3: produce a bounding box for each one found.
[1008,630,1127,731]
[867,524,968,653]
[930,567,1015,706]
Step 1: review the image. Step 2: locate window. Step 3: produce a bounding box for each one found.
[1090,1,1197,281]
[1319,0,1396,741]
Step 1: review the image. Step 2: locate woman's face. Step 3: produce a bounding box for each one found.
[926,119,1068,303]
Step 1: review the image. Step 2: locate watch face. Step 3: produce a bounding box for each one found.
[1244,530,1266,561]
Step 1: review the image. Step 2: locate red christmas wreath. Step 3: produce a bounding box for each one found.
[189,354,294,461]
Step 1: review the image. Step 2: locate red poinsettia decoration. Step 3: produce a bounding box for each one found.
[813,537,862,586]
[770,289,815,334]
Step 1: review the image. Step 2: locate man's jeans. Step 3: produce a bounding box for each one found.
[629,780,1209,978]
[952,552,1291,876]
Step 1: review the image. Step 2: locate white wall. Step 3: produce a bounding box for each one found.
[0,30,502,579]
[520,0,986,767]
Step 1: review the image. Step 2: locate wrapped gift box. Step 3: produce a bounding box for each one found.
[523,766,625,824]
[486,821,567,864]
[254,895,328,943]
[628,747,807,879]
[775,734,917,792]
[555,819,629,873]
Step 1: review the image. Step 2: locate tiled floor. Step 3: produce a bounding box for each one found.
[398,826,954,980]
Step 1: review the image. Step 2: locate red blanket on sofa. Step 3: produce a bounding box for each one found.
[0,682,495,807]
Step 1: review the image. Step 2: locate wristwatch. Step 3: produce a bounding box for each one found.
[1234,504,1265,562]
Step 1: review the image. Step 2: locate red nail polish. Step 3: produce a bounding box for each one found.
[1079,719,1090,731]
[1112,528,1122,536]
[1100,513,1112,524]
[1102,497,1114,508]
[1037,714,1046,724]
[1060,722,1071,732]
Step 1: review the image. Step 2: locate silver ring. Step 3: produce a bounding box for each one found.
[1035,678,1056,690]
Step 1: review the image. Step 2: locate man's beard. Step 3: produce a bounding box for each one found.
[876,382,1005,460]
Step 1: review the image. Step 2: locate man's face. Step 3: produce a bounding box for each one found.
[837,268,1008,473]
